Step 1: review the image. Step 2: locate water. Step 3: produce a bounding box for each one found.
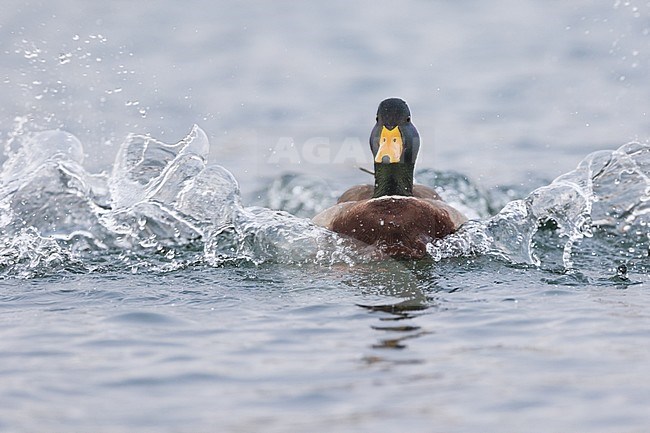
[1,1,650,432]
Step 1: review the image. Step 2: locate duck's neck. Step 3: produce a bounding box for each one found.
[373,163,414,198]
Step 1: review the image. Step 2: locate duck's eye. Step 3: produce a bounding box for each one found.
[406,116,411,123]
[381,137,387,143]
[392,138,397,143]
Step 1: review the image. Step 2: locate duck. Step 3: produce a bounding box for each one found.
[312,98,467,259]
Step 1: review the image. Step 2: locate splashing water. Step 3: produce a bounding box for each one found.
[0,125,647,278]
[433,141,650,271]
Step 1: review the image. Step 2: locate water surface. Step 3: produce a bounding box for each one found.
[1,1,650,432]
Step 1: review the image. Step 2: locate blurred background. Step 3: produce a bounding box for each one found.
[2,0,650,198]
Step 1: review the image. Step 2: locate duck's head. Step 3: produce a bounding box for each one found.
[369,98,420,197]
[370,98,420,165]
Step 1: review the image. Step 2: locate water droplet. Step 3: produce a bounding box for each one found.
[58,52,72,64]
[23,50,39,59]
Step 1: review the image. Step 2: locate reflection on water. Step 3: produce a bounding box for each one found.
[361,297,430,353]
[343,260,438,362]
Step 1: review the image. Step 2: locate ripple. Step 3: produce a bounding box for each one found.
[104,372,223,388]
[105,311,190,326]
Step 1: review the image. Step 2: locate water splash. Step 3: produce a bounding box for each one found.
[430,142,650,270]
[0,227,79,279]
[0,130,108,250]
[0,125,647,278]
[101,126,355,265]
[414,168,494,220]
[256,173,338,218]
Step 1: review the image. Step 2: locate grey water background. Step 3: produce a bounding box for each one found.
[4,0,650,191]
[1,1,650,432]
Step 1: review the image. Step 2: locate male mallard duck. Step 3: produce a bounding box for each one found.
[313,98,467,259]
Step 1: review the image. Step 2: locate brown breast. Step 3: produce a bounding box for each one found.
[330,196,457,259]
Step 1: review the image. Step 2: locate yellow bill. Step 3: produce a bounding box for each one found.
[374,126,403,163]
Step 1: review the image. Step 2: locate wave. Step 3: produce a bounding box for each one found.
[0,125,648,278]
